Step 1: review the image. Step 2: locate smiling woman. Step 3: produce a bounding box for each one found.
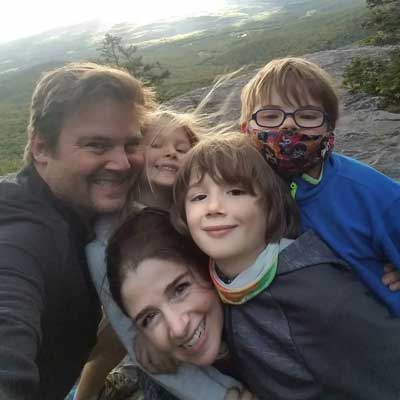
[106,208,224,367]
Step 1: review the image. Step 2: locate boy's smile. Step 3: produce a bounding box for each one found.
[185,173,267,278]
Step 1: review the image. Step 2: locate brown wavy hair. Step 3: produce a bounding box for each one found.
[172,132,300,244]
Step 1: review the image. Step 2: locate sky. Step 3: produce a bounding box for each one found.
[1,0,227,44]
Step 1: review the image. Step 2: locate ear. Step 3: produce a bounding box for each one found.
[240,121,248,133]
[30,133,51,164]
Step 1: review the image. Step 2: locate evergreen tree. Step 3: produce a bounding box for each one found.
[97,34,170,87]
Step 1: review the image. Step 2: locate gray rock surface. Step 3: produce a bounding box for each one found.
[168,46,400,180]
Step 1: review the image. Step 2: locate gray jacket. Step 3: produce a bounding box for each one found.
[225,230,400,400]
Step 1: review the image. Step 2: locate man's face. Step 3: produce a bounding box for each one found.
[40,99,143,216]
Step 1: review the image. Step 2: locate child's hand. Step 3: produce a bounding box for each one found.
[224,387,257,400]
[382,264,400,291]
[135,332,178,374]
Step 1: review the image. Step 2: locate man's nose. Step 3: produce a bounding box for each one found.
[106,147,131,171]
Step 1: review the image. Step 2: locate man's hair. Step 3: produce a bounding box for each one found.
[106,208,209,316]
[240,57,339,129]
[24,62,156,164]
[172,132,299,243]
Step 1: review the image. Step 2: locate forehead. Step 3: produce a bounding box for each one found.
[60,98,141,142]
[143,120,190,145]
[121,258,189,317]
[255,85,323,110]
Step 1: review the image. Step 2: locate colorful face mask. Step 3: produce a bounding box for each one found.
[247,127,335,177]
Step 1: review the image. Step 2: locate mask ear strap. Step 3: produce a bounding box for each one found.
[241,121,248,133]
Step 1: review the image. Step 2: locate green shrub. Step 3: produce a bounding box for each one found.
[343,49,400,111]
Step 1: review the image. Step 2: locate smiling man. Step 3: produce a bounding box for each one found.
[0,62,154,400]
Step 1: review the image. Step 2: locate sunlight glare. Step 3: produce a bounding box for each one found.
[1,0,227,44]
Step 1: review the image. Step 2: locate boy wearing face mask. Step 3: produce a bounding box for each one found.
[240,57,400,316]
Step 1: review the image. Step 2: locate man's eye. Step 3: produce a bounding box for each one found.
[125,143,140,153]
[141,311,158,329]
[87,142,107,152]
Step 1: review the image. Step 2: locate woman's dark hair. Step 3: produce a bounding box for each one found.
[106,208,209,316]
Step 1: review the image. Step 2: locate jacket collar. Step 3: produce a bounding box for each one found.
[18,164,94,244]
[277,230,349,275]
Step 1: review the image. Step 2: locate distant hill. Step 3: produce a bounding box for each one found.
[0,0,369,174]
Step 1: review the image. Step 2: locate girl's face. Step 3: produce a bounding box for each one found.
[185,173,267,278]
[143,121,192,188]
[121,258,223,366]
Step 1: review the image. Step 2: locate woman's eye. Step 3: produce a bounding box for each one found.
[174,281,191,297]
[141,311,158,329]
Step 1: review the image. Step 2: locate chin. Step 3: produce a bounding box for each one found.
[92,199,125,214]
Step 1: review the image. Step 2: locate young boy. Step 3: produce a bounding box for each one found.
[240,57,400,315]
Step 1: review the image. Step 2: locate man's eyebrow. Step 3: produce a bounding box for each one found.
[76,135,112,145]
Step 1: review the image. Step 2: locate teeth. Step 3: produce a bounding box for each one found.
[157,166,177,172]
[95,180,121,187]
[181,320,205,349]
[93,176,127,186]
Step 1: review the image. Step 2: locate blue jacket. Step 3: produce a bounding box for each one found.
[291,153,400,315]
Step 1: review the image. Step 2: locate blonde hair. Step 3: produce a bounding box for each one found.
[24,62,156,164]
[142,107,205,147]
[240,57,339,129]
[121,106,206,217]
[172,132,299,243]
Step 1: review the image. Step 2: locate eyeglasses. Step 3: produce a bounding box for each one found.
[251,107,329,129]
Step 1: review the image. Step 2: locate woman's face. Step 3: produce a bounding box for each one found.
[142,120,192,188]
[121,258,223,366]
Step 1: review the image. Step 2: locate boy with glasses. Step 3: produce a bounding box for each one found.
[240,57,400,315]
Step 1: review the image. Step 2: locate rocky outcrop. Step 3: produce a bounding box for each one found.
[168,46,400,180]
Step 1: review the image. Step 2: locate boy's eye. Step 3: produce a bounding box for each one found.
[189,193,207,202]
[228,188,247,196]
[299,113,318,120]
